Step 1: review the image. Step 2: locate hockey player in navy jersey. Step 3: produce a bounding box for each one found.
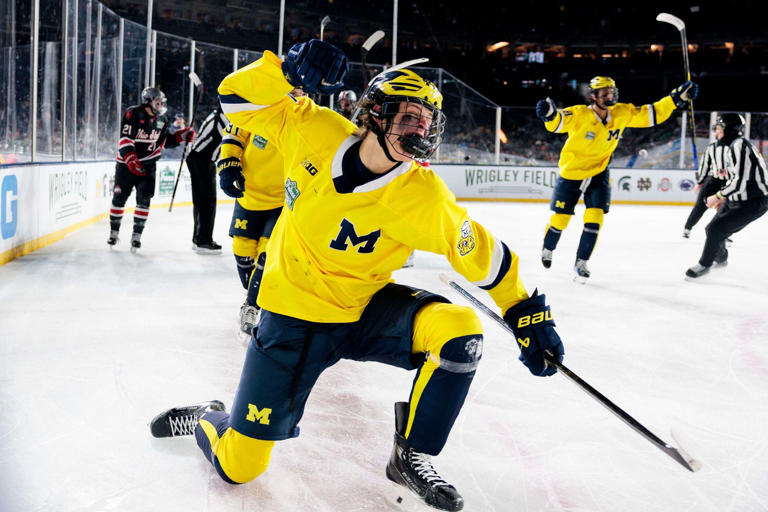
[151,40,565,511]
[108,87,195,251]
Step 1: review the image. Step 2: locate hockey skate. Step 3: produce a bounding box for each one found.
[193,241,222,255]
[685,263,711,279]
[573,258,590,283]
[541,248,553,269]
[107,230,120,247]
[385,402,464,511]
[149,400,226,438]
[130,232,142,253]
[239,302,260,335]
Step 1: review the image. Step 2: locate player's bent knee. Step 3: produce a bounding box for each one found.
[232,236,259,257]
[550,213,572,230]
[584,208,604,227]
[414,303,483,371]
[213,427,275,484]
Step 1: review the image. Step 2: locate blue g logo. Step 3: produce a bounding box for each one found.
[1,174,18,239]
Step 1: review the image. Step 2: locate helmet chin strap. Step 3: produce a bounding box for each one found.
[371,119,402,163]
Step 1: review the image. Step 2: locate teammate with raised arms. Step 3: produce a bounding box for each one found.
[536,76,698,280]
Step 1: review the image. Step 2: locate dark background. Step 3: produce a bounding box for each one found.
[95,0,768,111]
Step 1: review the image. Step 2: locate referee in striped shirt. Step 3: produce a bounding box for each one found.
[686,113,768,278]
[187,105,229,254]
[682,125,729,237]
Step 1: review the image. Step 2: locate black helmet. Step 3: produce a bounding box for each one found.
[141,87,167,116]
[715,113,745,141]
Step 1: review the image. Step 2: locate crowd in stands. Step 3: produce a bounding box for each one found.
[98,0,768,111]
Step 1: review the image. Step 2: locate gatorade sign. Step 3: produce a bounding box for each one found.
[1,174,18,239]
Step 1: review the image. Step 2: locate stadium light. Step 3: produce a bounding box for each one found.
[487,41,509,52]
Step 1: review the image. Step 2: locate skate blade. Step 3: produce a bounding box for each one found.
[386,482,432,511]
[130,247,139,254]
[572,275,588,284]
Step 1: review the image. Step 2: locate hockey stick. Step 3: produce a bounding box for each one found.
[350,57,430,124]
[438,273,703,473]
[319,15,331,41]
[361,30,385,90]
[169,71,203,212]
[310,16,333,106]
[657,12,698,169]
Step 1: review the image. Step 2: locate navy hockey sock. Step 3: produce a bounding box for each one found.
[234,255,255,290]
[543,226,562,251]
[406,334,480,455]
[576,222,600,260]
[246,252,267,307]
[194,411,239,485]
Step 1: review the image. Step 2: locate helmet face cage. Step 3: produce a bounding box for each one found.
[591,86,618,106]
[141,87,167,116]
[361,69,445,160]
[376,97,446,160]
[589,76,618,106]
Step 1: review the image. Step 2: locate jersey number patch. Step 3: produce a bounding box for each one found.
[329,218,381,253]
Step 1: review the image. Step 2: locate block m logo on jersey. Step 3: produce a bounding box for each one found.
[607,129,621,141]
[329,218,381,253]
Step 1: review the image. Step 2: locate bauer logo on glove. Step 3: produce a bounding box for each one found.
[503,290,564,377]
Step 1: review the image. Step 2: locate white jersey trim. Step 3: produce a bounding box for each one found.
[330,136,411,192]
[472,238,504,288]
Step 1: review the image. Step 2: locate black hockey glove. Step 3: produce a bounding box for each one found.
[217,157,245,198]
[670,81,698,108]
[536,97,557,122]
[503,291,564,377]
[281,39,349,95]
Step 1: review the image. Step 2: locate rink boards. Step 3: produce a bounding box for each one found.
[0,159,194,264]
[431,164,698,204]
[0,161,696,264]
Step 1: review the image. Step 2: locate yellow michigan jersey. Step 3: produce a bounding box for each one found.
[219,124,285,211]
[219,51,527,322]
[545,97,677,180]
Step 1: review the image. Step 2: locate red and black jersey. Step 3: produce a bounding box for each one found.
[116,105,181,167]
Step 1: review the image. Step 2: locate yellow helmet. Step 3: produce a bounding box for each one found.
[360,68,446,160]
[589,76,618,106]
[364,68,443,109]
[589,76,616,90]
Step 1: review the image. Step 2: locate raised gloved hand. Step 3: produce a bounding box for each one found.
[670,81,698,108]
[124,152,146,176]
[536,97,557,122]
[217,157,245,198]
[503,290,564,377]
[281,39,349,95]
[174,126,196,144]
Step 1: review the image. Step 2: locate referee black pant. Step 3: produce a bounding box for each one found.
[684,176,726,231]
[186,151,217,245]
[700,196,768,266]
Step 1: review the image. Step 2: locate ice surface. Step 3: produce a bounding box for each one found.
[1,202,767,512]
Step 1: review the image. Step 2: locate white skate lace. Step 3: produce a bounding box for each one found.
[169,413,198,436]
[408,451,449,487]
